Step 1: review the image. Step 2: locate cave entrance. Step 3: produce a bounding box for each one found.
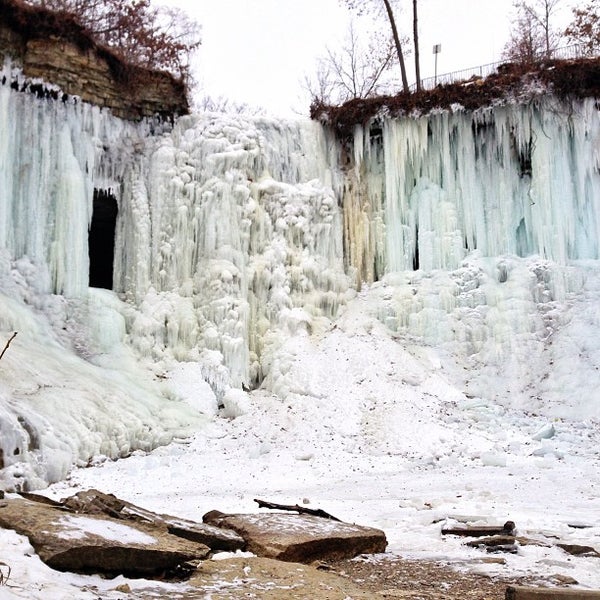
[88,188,118,289]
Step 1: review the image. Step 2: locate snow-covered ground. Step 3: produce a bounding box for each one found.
[2,256,600,598]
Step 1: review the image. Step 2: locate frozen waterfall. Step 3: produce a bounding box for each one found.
[0,60,349,489]
[344,99,600,279]
[1,53,599,490]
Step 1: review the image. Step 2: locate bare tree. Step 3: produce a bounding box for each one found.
[341,0,410,93]
[503,0,563,62]
[196,95,266,116]
[413,0,421,91]
[24,0,201,82]
[565,0,600,56]
[303,22,398,105]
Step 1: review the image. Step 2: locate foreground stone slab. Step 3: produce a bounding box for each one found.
[189,556,373,599]
[61,489,245,552]
[0,496,209,577]
[506,587,600,599]
[203,510,387,563]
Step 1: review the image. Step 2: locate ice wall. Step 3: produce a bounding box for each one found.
[2,50,599,491]
[345,98,600,279]
[0,61,198,490]
[0,59,349,489]
[115,113,349,391]
[342,97,600,415]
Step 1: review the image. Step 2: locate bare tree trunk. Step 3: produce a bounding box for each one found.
[544,0,551,57]
[413,0,421,91]
[382,0,409,93]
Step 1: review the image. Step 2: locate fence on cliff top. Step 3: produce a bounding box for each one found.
[402,43,589,93]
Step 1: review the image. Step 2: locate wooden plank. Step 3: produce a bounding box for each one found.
[506,586,600,599]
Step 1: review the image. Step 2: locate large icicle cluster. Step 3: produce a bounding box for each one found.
[2,49,600,491]
[0,60,155,297]
[346,99,600,277]
[116,113,349,391]
[0,59,349,489]
[0,61,198,490]
[343,97,600,415]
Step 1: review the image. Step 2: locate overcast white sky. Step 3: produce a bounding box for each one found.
[160,0,577,116]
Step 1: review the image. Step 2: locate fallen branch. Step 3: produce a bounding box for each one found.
[442,520,516,537]
[254,498,341,521]
[0,561,11,586]
[0,332,17,362]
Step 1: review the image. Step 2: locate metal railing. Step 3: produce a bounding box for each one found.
[403,44,590,93]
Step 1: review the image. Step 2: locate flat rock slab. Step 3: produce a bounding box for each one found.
[61,489,245,552]
[506,587,600,599]
[203,510,387,563]
[189,556,373,599]
[0,497,209,576]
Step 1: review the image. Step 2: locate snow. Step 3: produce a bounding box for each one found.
[0,58,600,597]
[52,515,157,545]
[25,281,600,596]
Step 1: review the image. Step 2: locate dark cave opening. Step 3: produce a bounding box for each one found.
[88,189,118,289]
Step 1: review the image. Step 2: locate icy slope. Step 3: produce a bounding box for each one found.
[41,265,600,596]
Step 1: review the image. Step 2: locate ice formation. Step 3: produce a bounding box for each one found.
[344,99,600,278]
[0,58,349,489]
[1,52,599,490]
[345,98,600,417]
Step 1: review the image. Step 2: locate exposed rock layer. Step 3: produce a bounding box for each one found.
[0,0,188,120]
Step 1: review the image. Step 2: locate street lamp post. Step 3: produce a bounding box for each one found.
[433,44,441,87]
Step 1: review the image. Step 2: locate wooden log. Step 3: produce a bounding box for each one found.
[557,543,600,558]
[442,520,515,537]
[466,535,516,548]
[506,586,600,599]
[253,499,341,521]
[466,535,518,553]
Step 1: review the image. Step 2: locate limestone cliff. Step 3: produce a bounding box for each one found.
[0,0,189,120]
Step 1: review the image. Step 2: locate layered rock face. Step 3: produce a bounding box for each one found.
[0,0,188,120]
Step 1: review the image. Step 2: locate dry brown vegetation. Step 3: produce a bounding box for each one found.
[311,57,600,140]
[0,0,189,96]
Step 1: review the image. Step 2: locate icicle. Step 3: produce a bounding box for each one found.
[349,98,600,277]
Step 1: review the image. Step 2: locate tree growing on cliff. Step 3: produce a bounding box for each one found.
[303,21,398,106]
[503,0,563,63]
[25,0,201,81]
[340,0,411,93]
[565,0,600,56]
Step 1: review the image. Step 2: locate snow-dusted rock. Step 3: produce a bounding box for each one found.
[61,488,245,552]
[202,510,387,563]
[0,495,210,576]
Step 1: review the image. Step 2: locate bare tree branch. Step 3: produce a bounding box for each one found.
[340,0,410,93]
[302,22,398,106]
[0,332,17,362]
[22,0,201,82]
[565,0,600,56]
[503,0,563,62]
